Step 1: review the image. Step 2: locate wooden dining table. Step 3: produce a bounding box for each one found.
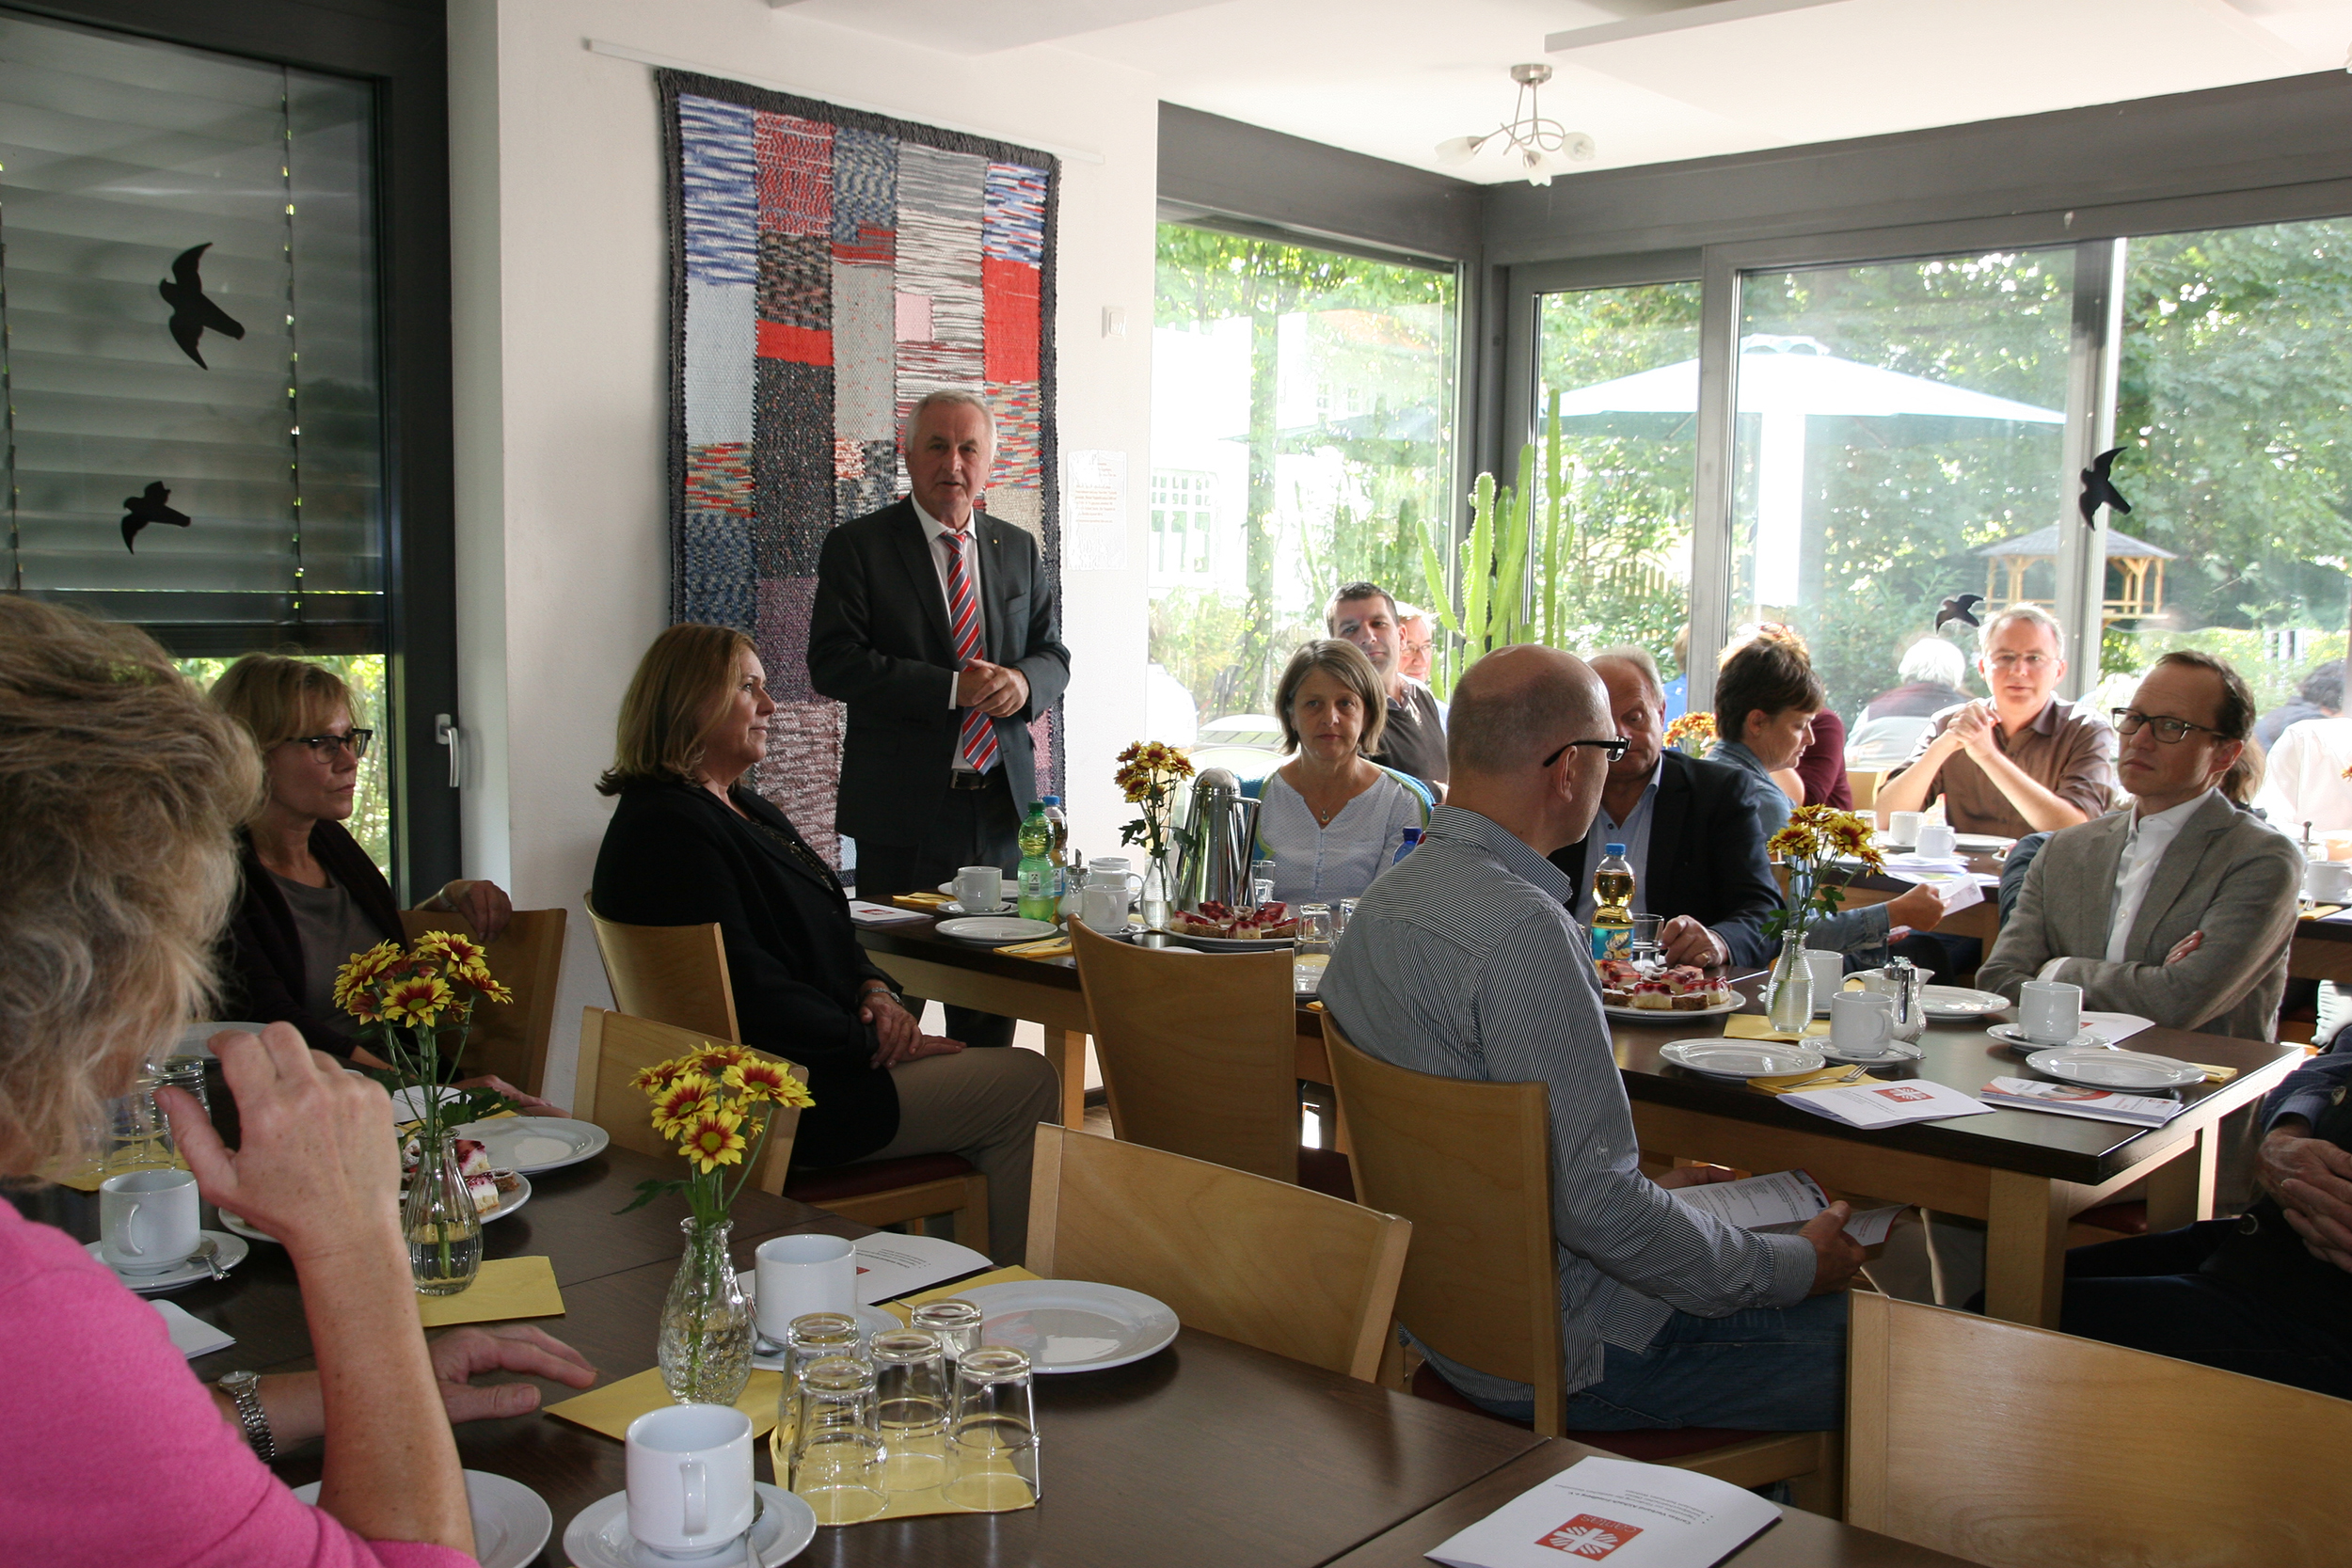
[16,1134,1991,1566]
[858,911,2305,1329]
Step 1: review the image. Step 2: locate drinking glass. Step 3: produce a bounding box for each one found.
[789,1356,888,1525]
[910,1299,983,1364]
[768,1311,864,1475]
[870,1328,952,1492]
[1250,858,1276,909]
[945,1347,1040,1511]
[1334,897,1357,939]
[1295,903,1332,996]
[1630,913,1662,965]
[104,1080,176,1174]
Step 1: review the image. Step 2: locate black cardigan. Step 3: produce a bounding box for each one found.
[591,779,901,1168]
[222,820,405,1059]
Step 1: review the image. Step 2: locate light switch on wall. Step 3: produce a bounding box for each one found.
[1102,306,1127,340]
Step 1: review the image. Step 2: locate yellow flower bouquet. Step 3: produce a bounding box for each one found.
[1662,711,1716,755]
[617,1041,816,1226]
[1114,739,1195,863]
[1765,804,1885,945]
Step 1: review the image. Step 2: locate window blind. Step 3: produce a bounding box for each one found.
[0,10,384,654]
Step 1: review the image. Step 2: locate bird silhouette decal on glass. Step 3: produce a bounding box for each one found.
[159,243,245,369]
[2079,446,2133,524]
[1935,593,1984,633]
[120,482,191,553]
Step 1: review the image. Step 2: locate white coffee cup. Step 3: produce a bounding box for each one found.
[1080,881,1132,932]
[626,1402,755,1555]
[2018,979,2083,1045]
[1803,948,1844,1007]
[753,1232,856,1341]
[1830,991,1897,1057]
[1885,810,1925,847]
[2305,858,2352,905]
[100,1166,200,1274]
[1915,823,1957,860]
[954,865,1002,911]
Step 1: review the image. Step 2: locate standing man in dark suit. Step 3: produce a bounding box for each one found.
[808,389,1072,1049]
[1549,646,1784,968]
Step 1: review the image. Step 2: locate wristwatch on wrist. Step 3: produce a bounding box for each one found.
[217,1370,277,1463]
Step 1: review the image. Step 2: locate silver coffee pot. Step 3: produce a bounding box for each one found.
[1172,768,1262,913]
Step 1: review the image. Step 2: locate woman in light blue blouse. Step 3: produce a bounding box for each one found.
[1244,641,1434,906]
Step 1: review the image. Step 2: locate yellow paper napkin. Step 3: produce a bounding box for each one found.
[545,1365,786,1440]
[1749,1066,1889,1095]
[48,1146,188,1193]
[892,891,953,909]
[416,1255,564,1327]
[2302,905,2344,921]
[998,936,1073,960]
[1722,1014,1830,1043]
[878,1264,1042,1325]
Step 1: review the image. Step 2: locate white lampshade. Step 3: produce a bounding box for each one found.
[1433,135,1485,166]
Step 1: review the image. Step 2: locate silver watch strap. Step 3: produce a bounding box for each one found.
[219,1372,277,1464]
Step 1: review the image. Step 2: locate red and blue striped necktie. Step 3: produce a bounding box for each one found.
[942,530,1000,773]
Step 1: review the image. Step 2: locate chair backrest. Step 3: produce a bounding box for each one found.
[572,1007,800,1193]
[399,908,568,1097]
[1321,1012,1565,1432]
[1025,1123,1409,1382]
[1848,1291,2352,1567]
[1069,919,1300,1183]
[584,895,741,1043]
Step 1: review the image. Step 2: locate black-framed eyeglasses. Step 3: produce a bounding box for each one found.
[285,729,373,761]
[2110,708,2224,745]
[1542,736,1631,768]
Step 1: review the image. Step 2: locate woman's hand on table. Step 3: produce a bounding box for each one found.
[1799,1201,1865,1295]
[431,1324,597,1421]
[434,878,514,942]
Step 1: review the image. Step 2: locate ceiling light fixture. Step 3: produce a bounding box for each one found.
[1435,64,1596,186]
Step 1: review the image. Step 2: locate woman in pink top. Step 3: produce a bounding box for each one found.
[0,600,589,1567]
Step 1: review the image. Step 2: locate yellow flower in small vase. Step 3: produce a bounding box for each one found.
[379,974,454,1029]
[650,1073,723,1133]
[675,1105,750,1174]
[724,1056,814,1108]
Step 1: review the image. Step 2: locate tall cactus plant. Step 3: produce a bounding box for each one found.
[1420,389,1571,696]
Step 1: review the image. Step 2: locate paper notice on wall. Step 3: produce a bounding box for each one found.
[1065,449,1128,571]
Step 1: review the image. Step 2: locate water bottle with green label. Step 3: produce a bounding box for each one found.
[1016,801,1058,923]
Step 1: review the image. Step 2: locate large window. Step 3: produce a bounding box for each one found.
[1149,225,1457,729]
[1728,252,2074,719]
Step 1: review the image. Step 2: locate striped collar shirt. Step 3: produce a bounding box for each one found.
[1320,803,1815,1400]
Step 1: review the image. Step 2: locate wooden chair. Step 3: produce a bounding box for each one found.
[399,908,568,1098]
[572,1007,798,1191]
[1848,1291,2352,1566]
[1069,919,1352,1197]
[582,897,990,1254]
[1322,1013,1841,1512]
[1025,1123,1408,1381]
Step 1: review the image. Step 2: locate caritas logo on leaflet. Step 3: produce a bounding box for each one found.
[1536,1513,1645,1559]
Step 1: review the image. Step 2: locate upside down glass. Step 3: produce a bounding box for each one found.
[870,1328,952,1492]
[768,1311,864,1478]
[910,1299,984,1364]
[945,1347,1040,1511]
[789,1355,887,1525]
[1295,903,1332,996]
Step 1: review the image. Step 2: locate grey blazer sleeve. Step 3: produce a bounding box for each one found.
[1976,847,2063,1000]
[1005,533,1071,720]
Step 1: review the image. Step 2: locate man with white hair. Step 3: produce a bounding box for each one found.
[1875,604,2119,839]
[1863,636,1972,722]
[809,388,1072,1050]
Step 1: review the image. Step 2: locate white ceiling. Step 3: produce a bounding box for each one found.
[774,0,2352,181]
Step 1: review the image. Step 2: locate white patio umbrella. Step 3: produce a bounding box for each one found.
[1552,335,2064,604]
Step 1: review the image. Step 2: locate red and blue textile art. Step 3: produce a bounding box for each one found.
[660,71,1059,864]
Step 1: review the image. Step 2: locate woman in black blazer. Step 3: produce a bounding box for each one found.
[591,625,1057,1263]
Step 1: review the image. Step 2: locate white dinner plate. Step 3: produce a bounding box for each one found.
[564,1482,815,1568]
[938,898,1015,916]
[1165,929,1295,953]
[1817,1037,1926,1067]
[2026,1046,2205,1091]
[1603,996,1740,1022]
[299,1472,551,1568]
[934,915,1060,945]
[1986,1022,2104,1053]
[452,1117,610,1174]
[221,1173,532,1246]
[937,876,1014,900]
[1920,985,2010,1020]
[1952,833,2016,856]
[958,1278,1180,1373]
[1658,1039,1826,1080]
[85,1228,248,1293]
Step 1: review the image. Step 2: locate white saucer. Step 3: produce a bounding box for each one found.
[1602,997,1740,1022]
[938,898,1015,916]
[1987,1022,2103,1053]
[85,1228,248,1293]
[564,1481,816,1568]
[934,915,1059,945]
[936,877,1014,900]
[2026,1045,2205,1092]
[452,1117,611,1174]
[1658,1039,1825,1080]
[959,1278,1180,1372]
[298,1472,550,1568]
[1920,985,2009,1020]
[1817,1037,1927,1067]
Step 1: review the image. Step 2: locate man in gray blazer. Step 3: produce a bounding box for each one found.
[1979,650,2301,1041]
[808,389,1072,1048]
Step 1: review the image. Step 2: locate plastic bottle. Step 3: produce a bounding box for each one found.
[1391,826,1422,866]
[1040,795,1070,898]
[1590,844,1634,962]
[1016,802,1058,923]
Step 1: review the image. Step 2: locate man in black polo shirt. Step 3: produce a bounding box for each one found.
[1327,580,1446,796]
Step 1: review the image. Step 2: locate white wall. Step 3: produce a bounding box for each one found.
[447,0,1157,1105]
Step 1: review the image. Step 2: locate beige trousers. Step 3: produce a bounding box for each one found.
[861,1046,1060,1265]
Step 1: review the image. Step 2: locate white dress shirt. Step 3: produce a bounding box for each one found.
[2041,788,2217,976]
[2252,716,2352,837]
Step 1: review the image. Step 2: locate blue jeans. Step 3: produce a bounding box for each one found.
[1426,1292,1849,1432]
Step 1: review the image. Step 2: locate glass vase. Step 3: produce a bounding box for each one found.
[660,1216,754,1405]
[1766,928,1813,1033]
[1139,853,1174,932]
[405,1130,484,1296]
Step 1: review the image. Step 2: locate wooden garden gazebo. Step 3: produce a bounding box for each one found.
[1975,524,2176,623]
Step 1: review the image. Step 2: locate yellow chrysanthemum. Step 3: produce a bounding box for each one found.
[333,940,403,1008]
[691,1041,755,1077]
[379,974,454,1028]
[651,1073,722,1132]
[346,990,383,1023]
[724,1057,812,1107]
[454,963,513,1005]
[631,1054,696,1095]
[414,930,488,970]
[675,1105,749,1173]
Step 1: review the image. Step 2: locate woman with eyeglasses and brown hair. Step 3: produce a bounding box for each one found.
[212,657,532,1088]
